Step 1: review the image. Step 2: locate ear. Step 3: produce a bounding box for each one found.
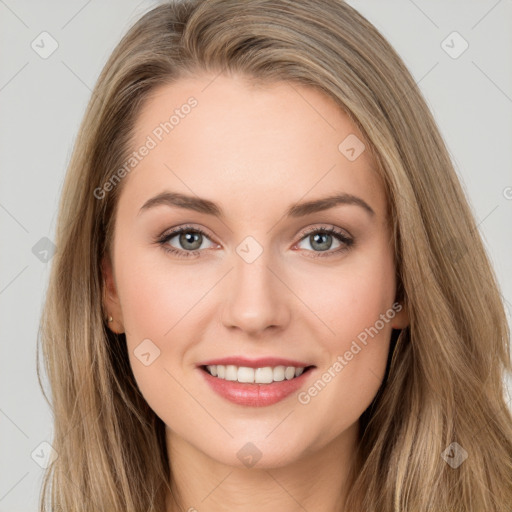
[101,252,124,334]
[391,301,409,330]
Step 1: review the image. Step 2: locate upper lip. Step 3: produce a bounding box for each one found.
[197,356,314,369]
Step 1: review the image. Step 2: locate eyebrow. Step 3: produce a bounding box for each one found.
[138,191,375,218]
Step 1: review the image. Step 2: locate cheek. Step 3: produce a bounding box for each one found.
[299,240,396,404]
[332,269,395,346]
[292,253,397,440]
[114,248,196,416]
[304,241,397,348]
[112,243,192,381]
[115,240,201,339]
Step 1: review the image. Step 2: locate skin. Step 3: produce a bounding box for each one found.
[102,73,409,512]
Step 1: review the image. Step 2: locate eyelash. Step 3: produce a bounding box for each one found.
[155,224,354,259]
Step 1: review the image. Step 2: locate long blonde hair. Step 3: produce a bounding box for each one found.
[37,1,512,510]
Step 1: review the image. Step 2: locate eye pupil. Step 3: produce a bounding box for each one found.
[180,231,202,250]
[311,232,332,251]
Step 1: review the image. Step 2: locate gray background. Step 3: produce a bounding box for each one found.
[1,1,511,510]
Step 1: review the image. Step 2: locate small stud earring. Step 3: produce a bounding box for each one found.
[108,316,113,323]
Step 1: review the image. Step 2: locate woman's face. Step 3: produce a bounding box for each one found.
[102,73,408,468]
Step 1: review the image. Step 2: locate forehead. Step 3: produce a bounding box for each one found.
[120,74,386,221]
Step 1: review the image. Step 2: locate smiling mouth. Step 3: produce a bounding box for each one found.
[200,364,316,384]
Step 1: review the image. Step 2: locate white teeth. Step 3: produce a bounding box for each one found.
[285,366,296,380]
[255,367,273,384]
[237,366,254,383]
[225,365,238,381]
[273,365,285,381]
[205,364,309,384]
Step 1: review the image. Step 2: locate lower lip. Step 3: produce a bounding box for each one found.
[198,366,315,407]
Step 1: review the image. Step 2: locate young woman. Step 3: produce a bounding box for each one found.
[37,1,512,511]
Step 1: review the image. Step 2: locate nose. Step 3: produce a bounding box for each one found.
[220,250,291,336]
